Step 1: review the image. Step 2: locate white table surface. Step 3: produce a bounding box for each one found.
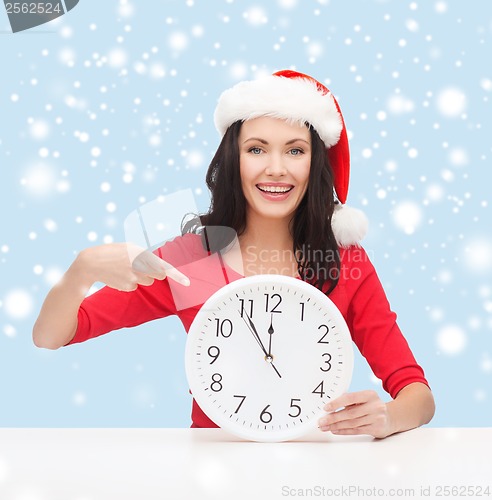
[0,427,490,500]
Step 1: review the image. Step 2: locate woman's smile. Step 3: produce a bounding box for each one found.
[256,182,294,200]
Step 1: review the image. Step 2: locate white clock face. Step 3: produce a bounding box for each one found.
[185,274,353,442]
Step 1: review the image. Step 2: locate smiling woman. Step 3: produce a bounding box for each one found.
[238,117,312,227]
[33,69,434,439]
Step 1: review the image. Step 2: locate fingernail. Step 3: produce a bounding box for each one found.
[161,265,190,286]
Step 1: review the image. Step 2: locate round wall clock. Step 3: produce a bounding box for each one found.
[185,274,354,442]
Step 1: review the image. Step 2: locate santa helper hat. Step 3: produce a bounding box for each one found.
[214,69,368,247]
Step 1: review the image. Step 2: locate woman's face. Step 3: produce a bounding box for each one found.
[238,116,311,225]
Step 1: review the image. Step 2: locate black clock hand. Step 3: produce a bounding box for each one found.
[240,311,282,379]
[240,311,268,356]
[267,313,274,358]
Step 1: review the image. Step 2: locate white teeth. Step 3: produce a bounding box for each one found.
[258,185,292,193]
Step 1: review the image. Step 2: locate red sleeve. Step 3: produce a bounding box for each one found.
[67,276,177,345]
[339,247,429,398]
[65,233,207,345]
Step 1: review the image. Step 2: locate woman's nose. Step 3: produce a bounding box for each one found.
[265,153,286,176]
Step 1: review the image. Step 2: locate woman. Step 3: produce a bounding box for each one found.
[33,70,435,438]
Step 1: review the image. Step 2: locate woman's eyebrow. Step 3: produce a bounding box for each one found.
[285,138,310,146]
[242,137,269,145]
[242,137,310,145]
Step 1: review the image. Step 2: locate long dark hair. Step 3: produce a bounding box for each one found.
[182,120,341,295]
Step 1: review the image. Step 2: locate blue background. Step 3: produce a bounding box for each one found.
[0,0,491,427]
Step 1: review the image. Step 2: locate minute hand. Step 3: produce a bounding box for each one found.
[240,311,269,356]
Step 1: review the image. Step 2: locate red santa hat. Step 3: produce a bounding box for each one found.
[214,69,368,247]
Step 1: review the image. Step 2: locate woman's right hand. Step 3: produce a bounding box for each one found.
[32,243,189,349]
[75,243,189,291]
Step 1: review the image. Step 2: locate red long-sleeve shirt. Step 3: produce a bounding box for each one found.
[68,234,429,427]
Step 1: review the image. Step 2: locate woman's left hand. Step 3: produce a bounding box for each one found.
[318,390,393,439]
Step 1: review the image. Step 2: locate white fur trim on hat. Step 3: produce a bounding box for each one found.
[331,203,368,248]
[214,75,343,148]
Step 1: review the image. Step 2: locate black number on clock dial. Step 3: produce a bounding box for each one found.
[299,302,305,321]
[233,395,246,413]
[207,345,220,364]
[260,405,273,423]
[320,353,332,372]
[264,293,282,313]
[238,298,254,319]
[210,373,223,392]
[312,381,325,398]
[317,324,330,344]
[288,398,302,418]
[215,318,233,338]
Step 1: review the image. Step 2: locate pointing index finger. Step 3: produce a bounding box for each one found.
[132,250,190,286]
[160,258,190,287]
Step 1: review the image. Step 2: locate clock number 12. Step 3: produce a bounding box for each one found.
[264,293,282,313]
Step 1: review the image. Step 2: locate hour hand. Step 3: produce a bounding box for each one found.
[267,313,274,358]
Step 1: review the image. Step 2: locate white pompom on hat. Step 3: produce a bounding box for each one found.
[214,69,368,247]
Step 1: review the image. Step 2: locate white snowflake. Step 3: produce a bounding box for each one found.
[437,325,467,356]
[118,0,135,18]
[392,201,423,235]
[386,94,415,114]
[107,47,128,68]
[436,87,467,118]
[463,239,492,273]
[21,163,57,198]
[169,32,189,51]
[243,6,268,26]
[448,148,469,167]
[28,119,50,140]
[3,289,34,320]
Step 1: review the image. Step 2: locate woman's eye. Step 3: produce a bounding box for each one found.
[249,147,263,155]
[289,148,304,156]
